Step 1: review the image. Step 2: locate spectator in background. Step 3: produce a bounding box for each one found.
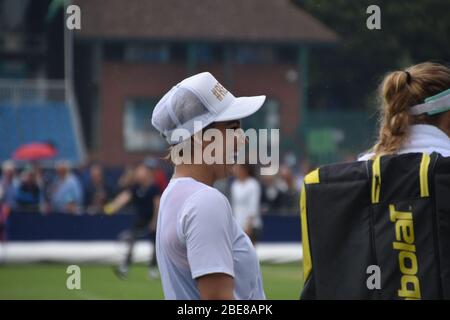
[0,161,18,210]
[117,165,136,191]
[259,166,300,216]
[295,161,313,192]
[260,174,283,214]
[231,164,262,244]
[278,165,300,215]
[104,162,161,279]
[84,164,112,214]
[144,157,168,194]
[0,161,18,241]
[48,161,83,214]
[15,167,41,212]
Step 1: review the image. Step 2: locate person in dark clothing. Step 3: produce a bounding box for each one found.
[84,164,112,214]
[104,162,161,279]
[15,169,41,212]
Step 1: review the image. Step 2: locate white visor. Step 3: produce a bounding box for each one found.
[409,88,450,116]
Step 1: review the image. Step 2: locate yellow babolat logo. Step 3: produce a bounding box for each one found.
[211,82,228,101]
[390,204,421,299]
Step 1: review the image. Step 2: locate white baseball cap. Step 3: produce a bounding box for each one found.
[151,72,266,145]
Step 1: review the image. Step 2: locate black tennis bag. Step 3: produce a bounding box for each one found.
[300,152,450,299]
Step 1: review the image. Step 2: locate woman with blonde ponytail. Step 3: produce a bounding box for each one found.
[359,62,450,160]
[300,62,450,300]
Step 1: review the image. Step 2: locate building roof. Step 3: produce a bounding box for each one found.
[75,0,338,44]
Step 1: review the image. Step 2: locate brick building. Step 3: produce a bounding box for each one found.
[74,0,337,166]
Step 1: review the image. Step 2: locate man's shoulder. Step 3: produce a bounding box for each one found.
[187,184,226,205]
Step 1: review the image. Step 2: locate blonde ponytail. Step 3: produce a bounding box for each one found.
[371,62,450,157]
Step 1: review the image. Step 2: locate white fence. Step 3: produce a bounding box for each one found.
[0,241,303,264]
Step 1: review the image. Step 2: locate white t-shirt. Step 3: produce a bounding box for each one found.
[231,177,262,230]
[156,177,266,300]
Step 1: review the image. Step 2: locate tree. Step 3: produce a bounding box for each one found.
[294,0,450,111]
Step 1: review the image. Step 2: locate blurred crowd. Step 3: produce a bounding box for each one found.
[0,157,314,217]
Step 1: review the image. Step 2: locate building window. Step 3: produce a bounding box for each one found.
[104,43,124,61]
[276,46,297,64]
[234,46,276,64]
[123,98,166,152]
[124,44,170,63]
[195,44,224,63]
[169,44,187,62]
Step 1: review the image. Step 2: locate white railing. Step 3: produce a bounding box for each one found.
[0,79,66,104]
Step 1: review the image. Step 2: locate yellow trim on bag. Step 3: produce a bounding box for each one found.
[300,185,312,282]
[304,168,320,185]
[371,156,381,204]
[419,153,431,197]
[300,169,320,283]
